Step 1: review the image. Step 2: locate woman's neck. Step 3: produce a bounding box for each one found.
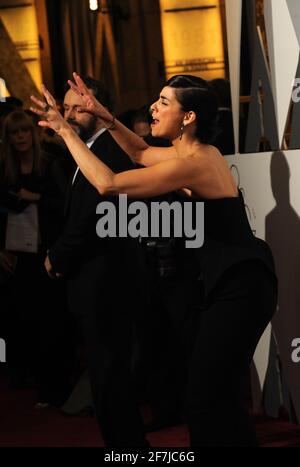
[172,134,206,158]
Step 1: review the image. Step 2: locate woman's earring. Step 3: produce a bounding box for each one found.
[180,124,185,140]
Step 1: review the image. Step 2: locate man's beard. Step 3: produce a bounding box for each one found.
[67,117,98,142]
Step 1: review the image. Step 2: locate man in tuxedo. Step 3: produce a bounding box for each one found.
[45,78,148,447]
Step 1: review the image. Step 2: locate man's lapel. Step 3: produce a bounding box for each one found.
[64,168,81,216]
[63,132,105,216]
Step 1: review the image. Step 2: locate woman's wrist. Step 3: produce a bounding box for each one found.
[104,115,116,130]
[60,125,74,140]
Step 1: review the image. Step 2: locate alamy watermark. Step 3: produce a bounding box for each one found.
[0,77,7,103]
[292,79,300,103]
[291,338,300,363]
[0,338,6,363]
[96,194,204,248]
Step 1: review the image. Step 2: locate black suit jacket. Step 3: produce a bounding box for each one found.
[49,131,135,278]
[0,153,65,253]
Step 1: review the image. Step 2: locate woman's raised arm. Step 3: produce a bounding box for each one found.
[68,72,177,167]
[30,86,198,199]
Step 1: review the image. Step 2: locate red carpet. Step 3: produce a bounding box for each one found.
[1,371,300,447]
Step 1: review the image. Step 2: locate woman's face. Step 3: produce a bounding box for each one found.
[150,86,185,140]
[9,126,33,153]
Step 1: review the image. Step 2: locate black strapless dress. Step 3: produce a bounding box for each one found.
[171,190,278,446]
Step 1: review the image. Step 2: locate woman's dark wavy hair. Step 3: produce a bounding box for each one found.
[166,75,220,144]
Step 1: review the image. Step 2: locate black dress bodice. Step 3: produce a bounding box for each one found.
[174,190,277,300]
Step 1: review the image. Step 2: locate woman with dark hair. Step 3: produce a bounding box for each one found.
[31,74,277,446]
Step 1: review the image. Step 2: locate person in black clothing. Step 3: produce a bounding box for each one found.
[40,77,148,447]
[31,73,277,446]
[210,78,235,156]
[0,110,73,406]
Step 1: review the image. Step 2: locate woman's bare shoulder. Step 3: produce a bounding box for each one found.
[185,146,238,198]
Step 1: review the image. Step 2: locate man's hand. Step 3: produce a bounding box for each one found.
[19,188,41,203]
[0,250,17,274]
[44,255,62,280]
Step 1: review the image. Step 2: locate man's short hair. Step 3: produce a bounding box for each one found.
[64,76,113,111]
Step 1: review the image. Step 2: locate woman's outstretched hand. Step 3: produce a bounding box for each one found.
[68,72,113,124]
[30,85,70,136]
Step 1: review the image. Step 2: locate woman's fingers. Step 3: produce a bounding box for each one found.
[73,72,91,96]
[68,79,81,96]
[30,94,48,111]
[77,107,90,113]
[30,90,56,119]
[29,85,71,135]
[41,84,56,108]
[38,120,52,128]
[68,73,92,101]
[30,96,48,118]
[30,105,46,117]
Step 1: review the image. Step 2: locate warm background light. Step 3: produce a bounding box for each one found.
[159,0,225,81]
[0,76,9,99]
[89,0,99,12]
[0,2,42,92]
